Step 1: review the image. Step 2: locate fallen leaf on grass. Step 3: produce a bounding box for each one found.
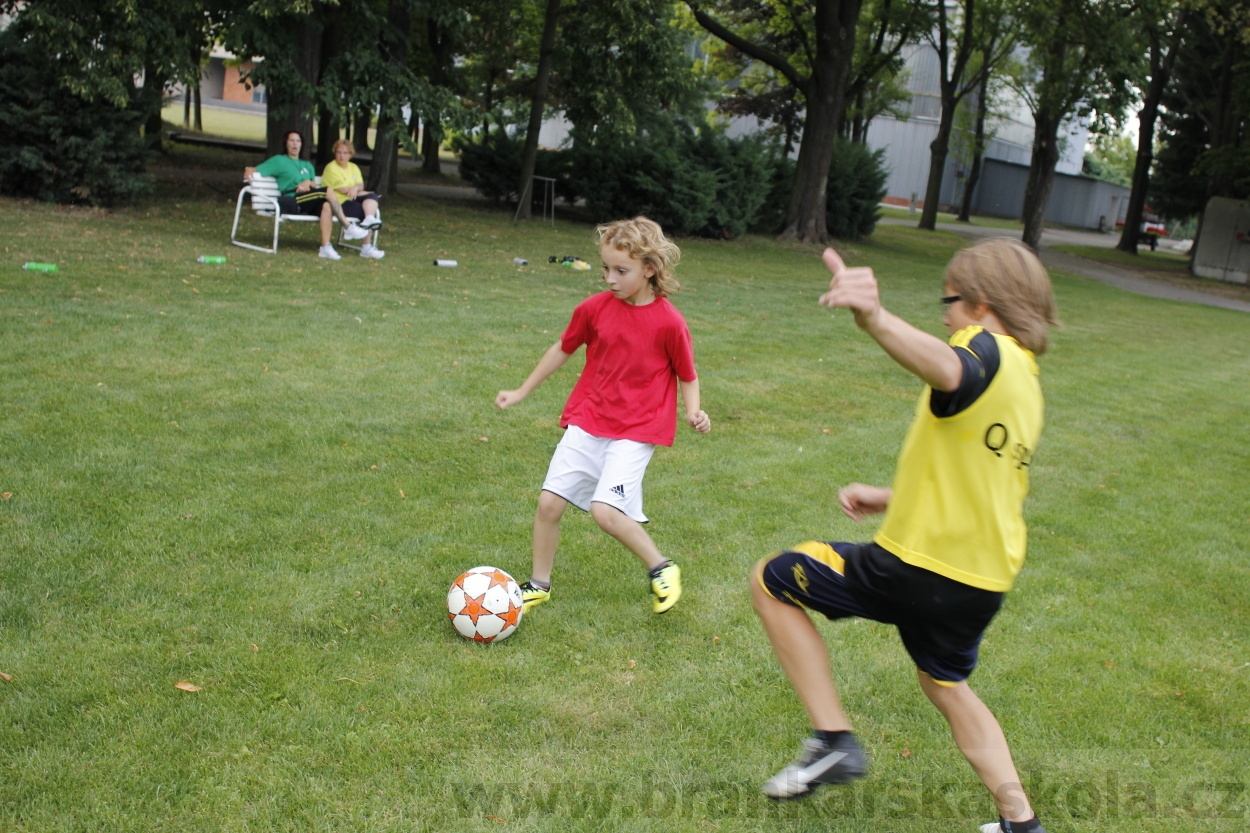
[251,644,259,653]
[477,436,489,442]
[485,816,506,825]
[174,681,201,692]
[399,489,407,498]
[0,672,12,682]
[1,493,11,500]
[901,748,912,758]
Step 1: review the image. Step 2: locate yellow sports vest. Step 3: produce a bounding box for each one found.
[874,327,1043,592]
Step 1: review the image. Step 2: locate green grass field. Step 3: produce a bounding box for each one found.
[2,165,1248,832]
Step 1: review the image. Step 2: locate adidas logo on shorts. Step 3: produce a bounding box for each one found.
[610,484,626,499]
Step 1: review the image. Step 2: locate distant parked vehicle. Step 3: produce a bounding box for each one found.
[1116,210,1168,250]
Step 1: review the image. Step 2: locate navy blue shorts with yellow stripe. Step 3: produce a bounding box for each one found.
[756,541,983,685]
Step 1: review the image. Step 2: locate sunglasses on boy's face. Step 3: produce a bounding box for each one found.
[941,294,962,306]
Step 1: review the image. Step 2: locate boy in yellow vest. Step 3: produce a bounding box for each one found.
[753,238,1058,833]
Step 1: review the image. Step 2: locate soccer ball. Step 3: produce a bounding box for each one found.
[447,566,524,643]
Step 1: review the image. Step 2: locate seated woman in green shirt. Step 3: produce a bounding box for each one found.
[243,131,367,261]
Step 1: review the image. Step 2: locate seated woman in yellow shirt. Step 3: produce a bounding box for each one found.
[321,139,384,259]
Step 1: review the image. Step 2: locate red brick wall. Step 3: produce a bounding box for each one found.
[221,60,257,104]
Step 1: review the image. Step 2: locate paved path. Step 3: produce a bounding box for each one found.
[880,218,1250,314]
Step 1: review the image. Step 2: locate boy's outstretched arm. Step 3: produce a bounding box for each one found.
[679,378,711,433]
[818,248,963,392]
[495,340,572,409]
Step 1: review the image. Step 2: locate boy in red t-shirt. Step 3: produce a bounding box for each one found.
[495,217,711,613]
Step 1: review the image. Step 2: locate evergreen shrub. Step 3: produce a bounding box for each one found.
[453,132,566,204]
[825,137,887,240]
[0,25,153,206]
[457,124,885,241]
[564,123,783,239]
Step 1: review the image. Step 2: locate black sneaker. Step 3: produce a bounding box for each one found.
[980,821,1047,833]
[761,733,868,799]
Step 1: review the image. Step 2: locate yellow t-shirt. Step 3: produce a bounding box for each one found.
[874,327,1044,592]
[321,161,364,203]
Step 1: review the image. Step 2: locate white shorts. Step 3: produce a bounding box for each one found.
[541,424,656,523]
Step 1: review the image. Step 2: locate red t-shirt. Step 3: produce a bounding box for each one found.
[558,292,698,446]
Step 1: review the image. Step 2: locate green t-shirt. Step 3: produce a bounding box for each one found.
[255,155,316,195]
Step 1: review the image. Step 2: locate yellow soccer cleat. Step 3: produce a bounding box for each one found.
[650,562,682,613]
[518,580,550,611]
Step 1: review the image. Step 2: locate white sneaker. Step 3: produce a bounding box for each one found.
[359,215,382,230]
[360,244,385,260]
[318,245,341,260]
[980,822,1046,833]
[342,223,370,241]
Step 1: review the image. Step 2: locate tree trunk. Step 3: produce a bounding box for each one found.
[1020,106,1062,250]
[266,20,323,157]
[779,0,863,242]
[367,2,412,195]
[957,70,990,222]
[517,0,561,220]
[142,61,165,150]
[422,121,443,172]
[353,109,372,154]
[1116,12,1186,254]
[315,24,343,170]
[193,83,202,131]
[851,87,866,143]
[920,0,979,231]
[369,118,399,194]
[183,87,191,128]
[918,102,958,230]
[784,90,840,241]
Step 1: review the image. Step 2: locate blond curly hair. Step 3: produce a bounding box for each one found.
[596,216,681,298]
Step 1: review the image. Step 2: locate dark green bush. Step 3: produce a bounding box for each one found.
[456,123,883,241]
[453,131,566,204]
[0,25,152,206]
[825,137,887,240]
[564,122,784,239]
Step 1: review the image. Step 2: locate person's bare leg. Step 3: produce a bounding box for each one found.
[362,197,381,244]
[918,672,1034,822]
[531,490,568,584]
[325,194,351,227]
[751,565,851,731]
[318,202,333,246]
[588,502,666,570]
